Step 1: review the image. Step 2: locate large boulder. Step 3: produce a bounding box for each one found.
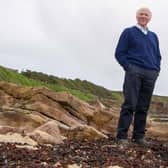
[28,121,66,144]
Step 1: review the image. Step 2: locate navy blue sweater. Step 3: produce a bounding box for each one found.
[115,26,161,71]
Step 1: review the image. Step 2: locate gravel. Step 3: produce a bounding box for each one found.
[0,135,167,168]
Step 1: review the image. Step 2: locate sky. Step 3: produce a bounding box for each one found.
[0,0,168,96]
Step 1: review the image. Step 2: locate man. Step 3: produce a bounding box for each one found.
[115,7,161,146]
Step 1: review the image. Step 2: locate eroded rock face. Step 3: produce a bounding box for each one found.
[0,81,115,144]
[1,81,166,145]
[0,107,47,132]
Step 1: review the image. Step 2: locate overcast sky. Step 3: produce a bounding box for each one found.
[0,0,168,96]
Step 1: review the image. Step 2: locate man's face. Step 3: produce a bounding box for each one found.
[136,9,151,28]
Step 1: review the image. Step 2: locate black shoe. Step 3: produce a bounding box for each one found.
[132,138,149,147]
[115,138,129,147]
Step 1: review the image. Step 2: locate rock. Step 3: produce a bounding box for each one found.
[27,90,97,124]
[0,81,33,99]
[15,144,38,150]
[0,125,25,135]
[107,166,123,168]
[0,109,47,132]
[28,130,64,145]
[0,133,37,146]
[0,90,16,107]
[61,124,108,140]
[53,162,62,167]
[28,121,67,144]
[0,81,115,143]
[147,122,168,140]
[52,92,94,118]
[24,101,82,126]
[92,108,113,128]
[36,121,62,136]
[67,164,82,168]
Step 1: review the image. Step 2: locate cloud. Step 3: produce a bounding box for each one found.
[0,0,168,96]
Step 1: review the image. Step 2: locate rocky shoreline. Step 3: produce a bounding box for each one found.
[0,135,168,168]
[0,81,168,167]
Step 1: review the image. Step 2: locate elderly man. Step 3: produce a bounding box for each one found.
[115,7,161,146]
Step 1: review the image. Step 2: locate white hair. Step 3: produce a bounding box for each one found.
[136,7,152,18]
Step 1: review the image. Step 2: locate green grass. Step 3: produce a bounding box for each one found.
[21,70,121,101]
[1,65,167,104]
[110,91,123,104]
[152,95,168,103]
[0,65,95,101]
[0,66,41,86]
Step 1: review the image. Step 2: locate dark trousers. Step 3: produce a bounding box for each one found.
[116,64,158,139]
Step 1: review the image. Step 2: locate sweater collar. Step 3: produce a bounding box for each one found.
[136,24,148,35]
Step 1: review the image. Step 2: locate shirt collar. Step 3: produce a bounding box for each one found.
[136,24,148,35]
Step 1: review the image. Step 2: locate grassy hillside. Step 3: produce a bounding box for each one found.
[1,65,167,105]
[19,70,168,104]
[21,70,122,101]
[0,65,122,102]
[0,66,94,101]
